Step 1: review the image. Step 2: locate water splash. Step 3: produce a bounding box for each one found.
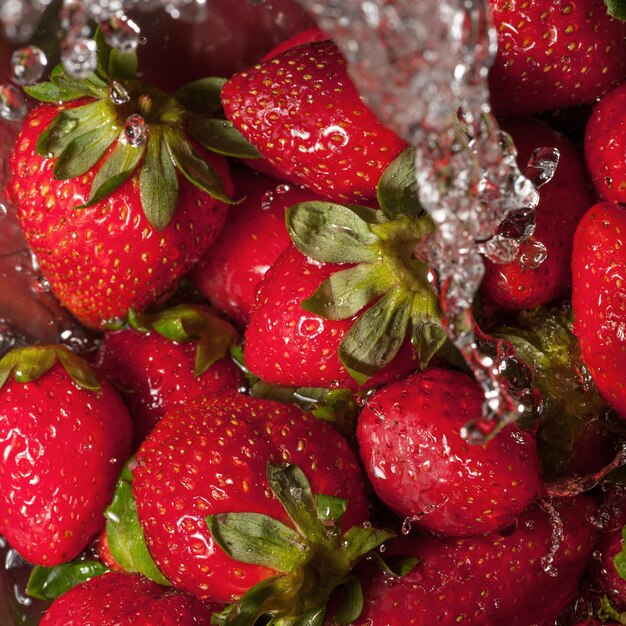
[538,499,565,578]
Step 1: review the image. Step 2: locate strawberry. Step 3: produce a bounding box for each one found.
[347,495,597,625]
[488,0,626,115]
[572,202,626,419]
[585,83,626,203]
[481,117,594,311]
[357,367,541,536]
[40,571,216,625]
[7,36,259,330]
[191,169,322,326]
[0,345,133,565]
[260,27,328,62]
[131,391,383,622]
[221,39,407,205]
[96,304,241,445]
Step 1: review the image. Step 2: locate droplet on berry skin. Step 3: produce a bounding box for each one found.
[11,45,47,85]
[109,80,130,105]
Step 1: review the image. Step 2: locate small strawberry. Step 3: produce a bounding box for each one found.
[488,0,626,115]
[96,304,241,445]
[0,345,133,565]
[572,202,626,419]
[357,367,541,536]
[7,35,259,329]
[132,391,383,621]
[221,39,407,205]
[40,571,216,626]
[191,169,322,326]
[481,117,594,311]
[347,495,597,625]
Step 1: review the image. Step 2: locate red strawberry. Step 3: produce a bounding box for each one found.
[585,83,626,203]
[132,391,374,615]
[357,367,541,536]
[96,530,124,573]
[0,345,133,565]
[221,39,407,205]
[40,572,215,626]
[191,170,322,326]
[260,27,328,62]
[572,202,626,419]
[488,0,626,115]
[346,495,597,625]
[96,304,241,445]
[481,117,594,311]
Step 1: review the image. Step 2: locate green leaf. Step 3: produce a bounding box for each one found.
[109,47,138,81]
[140,129,179,230]
[176,77,227,115]
[296,606,327,626]
[615,526,626,581]
[11,348,57,383]
[315,494,347,525]
[206,512,307,572]
[188,118,262,159]
[24,79,90,103]
[339,290,411,382]
[286,202,381,264]
[302,264,389,320]
[26,561,107,601]
[377,147,423,219]
[105,460,170,586]
[341,526,395,563]
[333,577,363,625]
[165,127,232,203]
[598,594,626,624]
[605,0,626,20]
[56,347,102,391]
[81,135,145,207]
[369,553,419,577]
[216,576,288,626]
[410,319,447,370]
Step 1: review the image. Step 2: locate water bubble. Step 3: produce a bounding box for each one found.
[519,239,548,270]
[109,80,130,105]
[61,36,98,78]
[84,0,124,22]
[11,46,47,85]
[0,0,40,43]
[164,0,209,23]
[31,275,51,294]
[276,184,291,194]
[100,12,141,53]
[124,113,147,147]
[0,85,27,121]
[59,0,90,36]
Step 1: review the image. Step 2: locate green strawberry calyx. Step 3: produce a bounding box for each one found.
[0,344,101,392]
[207,463,397,626]
[598,594,626,624]
[605,0,626,20]
[128,303,239,376]
[24,30,260,231]
[26,560,108,602]
[286,147,446,384]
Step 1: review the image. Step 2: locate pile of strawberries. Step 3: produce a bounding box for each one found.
[5,0,626,624]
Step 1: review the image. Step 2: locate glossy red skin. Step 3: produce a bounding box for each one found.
[357,368,541,536]
[0,363,133,566]
[222,39,408,206]
[96,324,241,446]
[586,83,626,203]
[244,245,419,389]
[132,391,370,603]
[8,103,232,329]
[481,117,594,311]
[40,572,215,626]
[488,0,626,115]
[572,203,626,419]
[192,169,323,326]
[347,496,597,626]
[96,530,124,572]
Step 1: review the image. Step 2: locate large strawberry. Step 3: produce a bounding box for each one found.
[0,345,133,565]
[357,367,541,536]
[481,117,594,311]
[96,304,241,445]
[572,202,626,419]
[131,391,388,623]
[7,36,258,329]
[346,495,597,625]
[221,39,407,205]
[488,0,626,115]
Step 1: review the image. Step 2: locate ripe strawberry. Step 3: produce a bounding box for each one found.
[40,572,216,626]
[260,27,328,62]
[488,0,626,115]
[357,367,541,536]
[572,202,626,419]
[191,169,322,326]
[0,345,133,565]
[221,39,407,205]
[347,495,597,626]
[96,304,241,445]
[131,391,375,616]
[481,117,594,311]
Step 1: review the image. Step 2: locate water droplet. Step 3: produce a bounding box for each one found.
[519,238,547,270]
[85,0,124,22]
[0,203,8,219]
[124,113,147,147]
[11,45,47,85]
[31,275,51,294]
[604,175,613,188]
[61,36,98,78]
[275,184,291,194]
[401,518,412,535]
[109,80,130,105]
[100,12,141,53]
[0,85,27,121]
